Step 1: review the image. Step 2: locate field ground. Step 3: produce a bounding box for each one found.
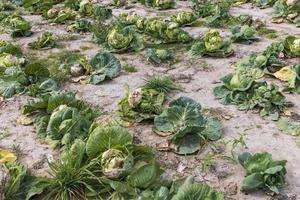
[0,2,300,200]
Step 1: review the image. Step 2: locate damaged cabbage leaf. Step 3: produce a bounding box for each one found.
[273,65,300,93]
[190,29,233,57]
[0,52,25,71]
[238,152,287,194]
[0,63,28,98]
[231,25,259,44]
[28,32,56,49]
[88,52,121,84]
[276,117,300,136]
[0,74,26,98]
[154,97,223,154]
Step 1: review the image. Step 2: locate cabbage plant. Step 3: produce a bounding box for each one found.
[45,8,77,24]
[100,25,144,53]
[67,19,92,33]
[190,30,233,57]
[79,1,112,19]
[170,12,197,26]
[86,125,162,194]
[154,97,223,154]
[231,25,259,44]
[272,0,300,27]
[22,91,98,148]
[214,75,287,119]
[144,19,192,44]
[119,76,179,122]
[171,176,224,199]
[140,0,176,9]
[238,152,287,194]
[283,35,300,57]
[88,52,121,84]
[190,0,232,27]
[119,87,165,122]
[145,48,174,64]
[28,32,57,49]
[4,14,32,37]
[0,40,22,56]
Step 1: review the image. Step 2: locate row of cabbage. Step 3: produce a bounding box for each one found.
[0,0,298,199]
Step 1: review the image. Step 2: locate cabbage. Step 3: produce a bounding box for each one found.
[284,36,300,57]
[5,14,32,37]
[154,97,223,154]
[101,148,133,179]
[106,25,144,52]
[108,28,133,50]
[141,0,176,9]
[204,30,222,51]
[145,48,174,64]
[190,29,233,57]
[171,12,196,26]
[28,32,56,49]
[231,25,259,44]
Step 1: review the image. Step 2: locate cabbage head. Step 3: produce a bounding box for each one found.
[171,12,196,26]
[284,35,300,57]
[101,147,133,179]
[107,26,144,52]
[204,30,222,51]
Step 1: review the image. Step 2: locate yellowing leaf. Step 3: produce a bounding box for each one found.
[0,151,17,164]
[274,66,297,88]
[17,116,33,125]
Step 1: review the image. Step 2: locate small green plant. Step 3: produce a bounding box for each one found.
[143,76,181,94]
[226,133,248,161]
[10,144,23,159]
[0,129,10,140]
[123,64,138,73]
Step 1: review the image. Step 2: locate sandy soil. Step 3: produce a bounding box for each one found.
[0,2,300,200]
